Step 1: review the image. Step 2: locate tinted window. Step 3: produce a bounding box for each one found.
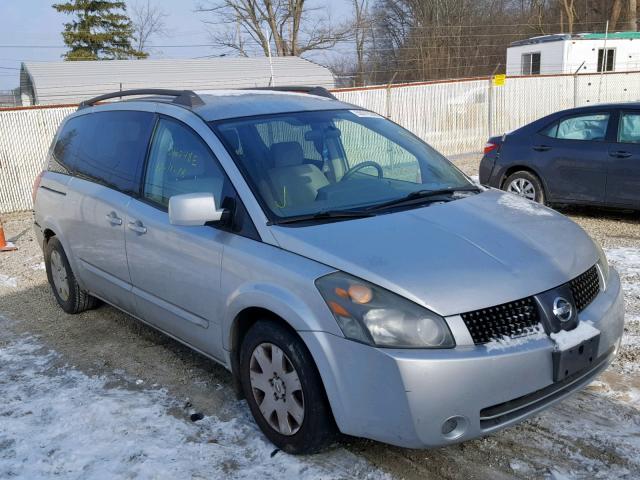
[618,112,640,144]
[53,117,83,167]
[542,113,609,141]
[143,118,226,207]
[62,111,155,193]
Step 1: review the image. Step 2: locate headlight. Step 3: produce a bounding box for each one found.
[315,272,455,348]
[594,241,610,288]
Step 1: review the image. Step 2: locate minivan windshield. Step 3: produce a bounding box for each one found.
[210,109,474,222]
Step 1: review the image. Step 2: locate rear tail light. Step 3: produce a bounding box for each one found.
[483,142,498,155]
[32,171,44,205]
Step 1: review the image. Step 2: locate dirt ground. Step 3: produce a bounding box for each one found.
[1,154,639,479]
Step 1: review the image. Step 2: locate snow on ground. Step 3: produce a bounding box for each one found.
[606,248,640,302]
[0,274,17,288]
[0,328,388,480]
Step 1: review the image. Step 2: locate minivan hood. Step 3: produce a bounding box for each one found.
[270,190,598,316]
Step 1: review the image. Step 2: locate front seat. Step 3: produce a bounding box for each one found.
[267,142,329,208]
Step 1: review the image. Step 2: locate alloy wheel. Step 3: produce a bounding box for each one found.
[249,342,305,436]
[507,177,537,200]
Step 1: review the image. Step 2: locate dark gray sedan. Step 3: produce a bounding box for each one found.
[480,103,640,210]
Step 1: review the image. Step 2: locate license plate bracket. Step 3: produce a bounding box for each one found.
[552,334,600,382]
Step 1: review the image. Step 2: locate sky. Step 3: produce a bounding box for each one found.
[0,0,352,90]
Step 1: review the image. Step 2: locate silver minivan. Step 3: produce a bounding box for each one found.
[33,88,625,454]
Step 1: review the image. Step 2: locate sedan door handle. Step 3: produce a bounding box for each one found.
[609,150,632,158]
[127,220,147,234]
[533,144,551,152]
[105,212,122,226]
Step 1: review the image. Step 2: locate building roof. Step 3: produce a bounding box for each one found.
[20,57,335,105]
[509,31,640,47]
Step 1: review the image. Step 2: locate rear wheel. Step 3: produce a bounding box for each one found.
[239,320,336,454]
[45,237,97,314]
[503,170,546,204]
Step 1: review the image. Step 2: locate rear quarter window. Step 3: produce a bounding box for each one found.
[57,110,155,194]
[540,113,610,141]
[53,117,83,169]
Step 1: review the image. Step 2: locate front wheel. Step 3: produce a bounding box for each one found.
[503,170,546,204]
[239,320,336,454]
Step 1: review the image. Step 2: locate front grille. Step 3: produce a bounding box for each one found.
[570,265,600,312]
[461,297,540,345]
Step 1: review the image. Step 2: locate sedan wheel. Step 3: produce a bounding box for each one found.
[507,177,536,201]
[503,170,546,204]
[250,342,305,436]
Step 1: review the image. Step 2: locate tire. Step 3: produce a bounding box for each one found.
[503,170,546,204]
[45,237,98,314]
[239,320,337,454]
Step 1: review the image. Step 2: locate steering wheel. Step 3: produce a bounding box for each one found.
[341,161,384,182]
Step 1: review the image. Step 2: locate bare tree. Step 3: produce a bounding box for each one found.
[353,0,371,86]
[610,0,623,30]
[626,0,637,30]
[559,0,577,33]
[131,0,168,53]
[196,0,350,57]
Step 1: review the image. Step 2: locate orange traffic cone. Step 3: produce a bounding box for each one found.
[0,218,17,252]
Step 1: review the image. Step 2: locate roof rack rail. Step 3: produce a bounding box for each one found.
[78,89,205,109]
[246,86,338,100]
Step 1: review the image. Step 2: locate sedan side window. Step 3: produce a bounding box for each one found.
[143,118,225,208]
[542,114,609,142]
[618,112,640,144]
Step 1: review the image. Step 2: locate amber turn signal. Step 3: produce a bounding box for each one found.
[348,284,373,304]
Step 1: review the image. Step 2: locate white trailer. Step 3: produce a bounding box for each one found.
[506,32,640,76]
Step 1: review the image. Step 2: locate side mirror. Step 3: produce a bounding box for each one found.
[168,192,225,226]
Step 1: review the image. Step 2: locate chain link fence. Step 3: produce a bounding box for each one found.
[336,70,640,154]
[1,71,640,213]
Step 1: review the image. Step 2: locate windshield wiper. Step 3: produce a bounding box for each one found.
[269,209,376,225]
[366,186,482,212]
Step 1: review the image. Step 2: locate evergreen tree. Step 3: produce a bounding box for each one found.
[53,1,147,60]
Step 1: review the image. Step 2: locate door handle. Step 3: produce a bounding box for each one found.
[105,212,122,226]
[128,220,147,234]
[609,150,632,158]
[533,144,551,152]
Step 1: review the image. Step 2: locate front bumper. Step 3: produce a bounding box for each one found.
[301,268,624,448]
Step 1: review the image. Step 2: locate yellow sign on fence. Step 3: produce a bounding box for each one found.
[493,74,506,87]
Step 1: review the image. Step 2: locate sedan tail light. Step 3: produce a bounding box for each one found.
[483,142,498,155]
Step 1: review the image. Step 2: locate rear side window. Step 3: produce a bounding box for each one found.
[53,117,83,167]
[57,111,155,193]
[618,112,640,144]
[541,113,609,142]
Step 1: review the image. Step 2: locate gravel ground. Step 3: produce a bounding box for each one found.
[0,154,638,479]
